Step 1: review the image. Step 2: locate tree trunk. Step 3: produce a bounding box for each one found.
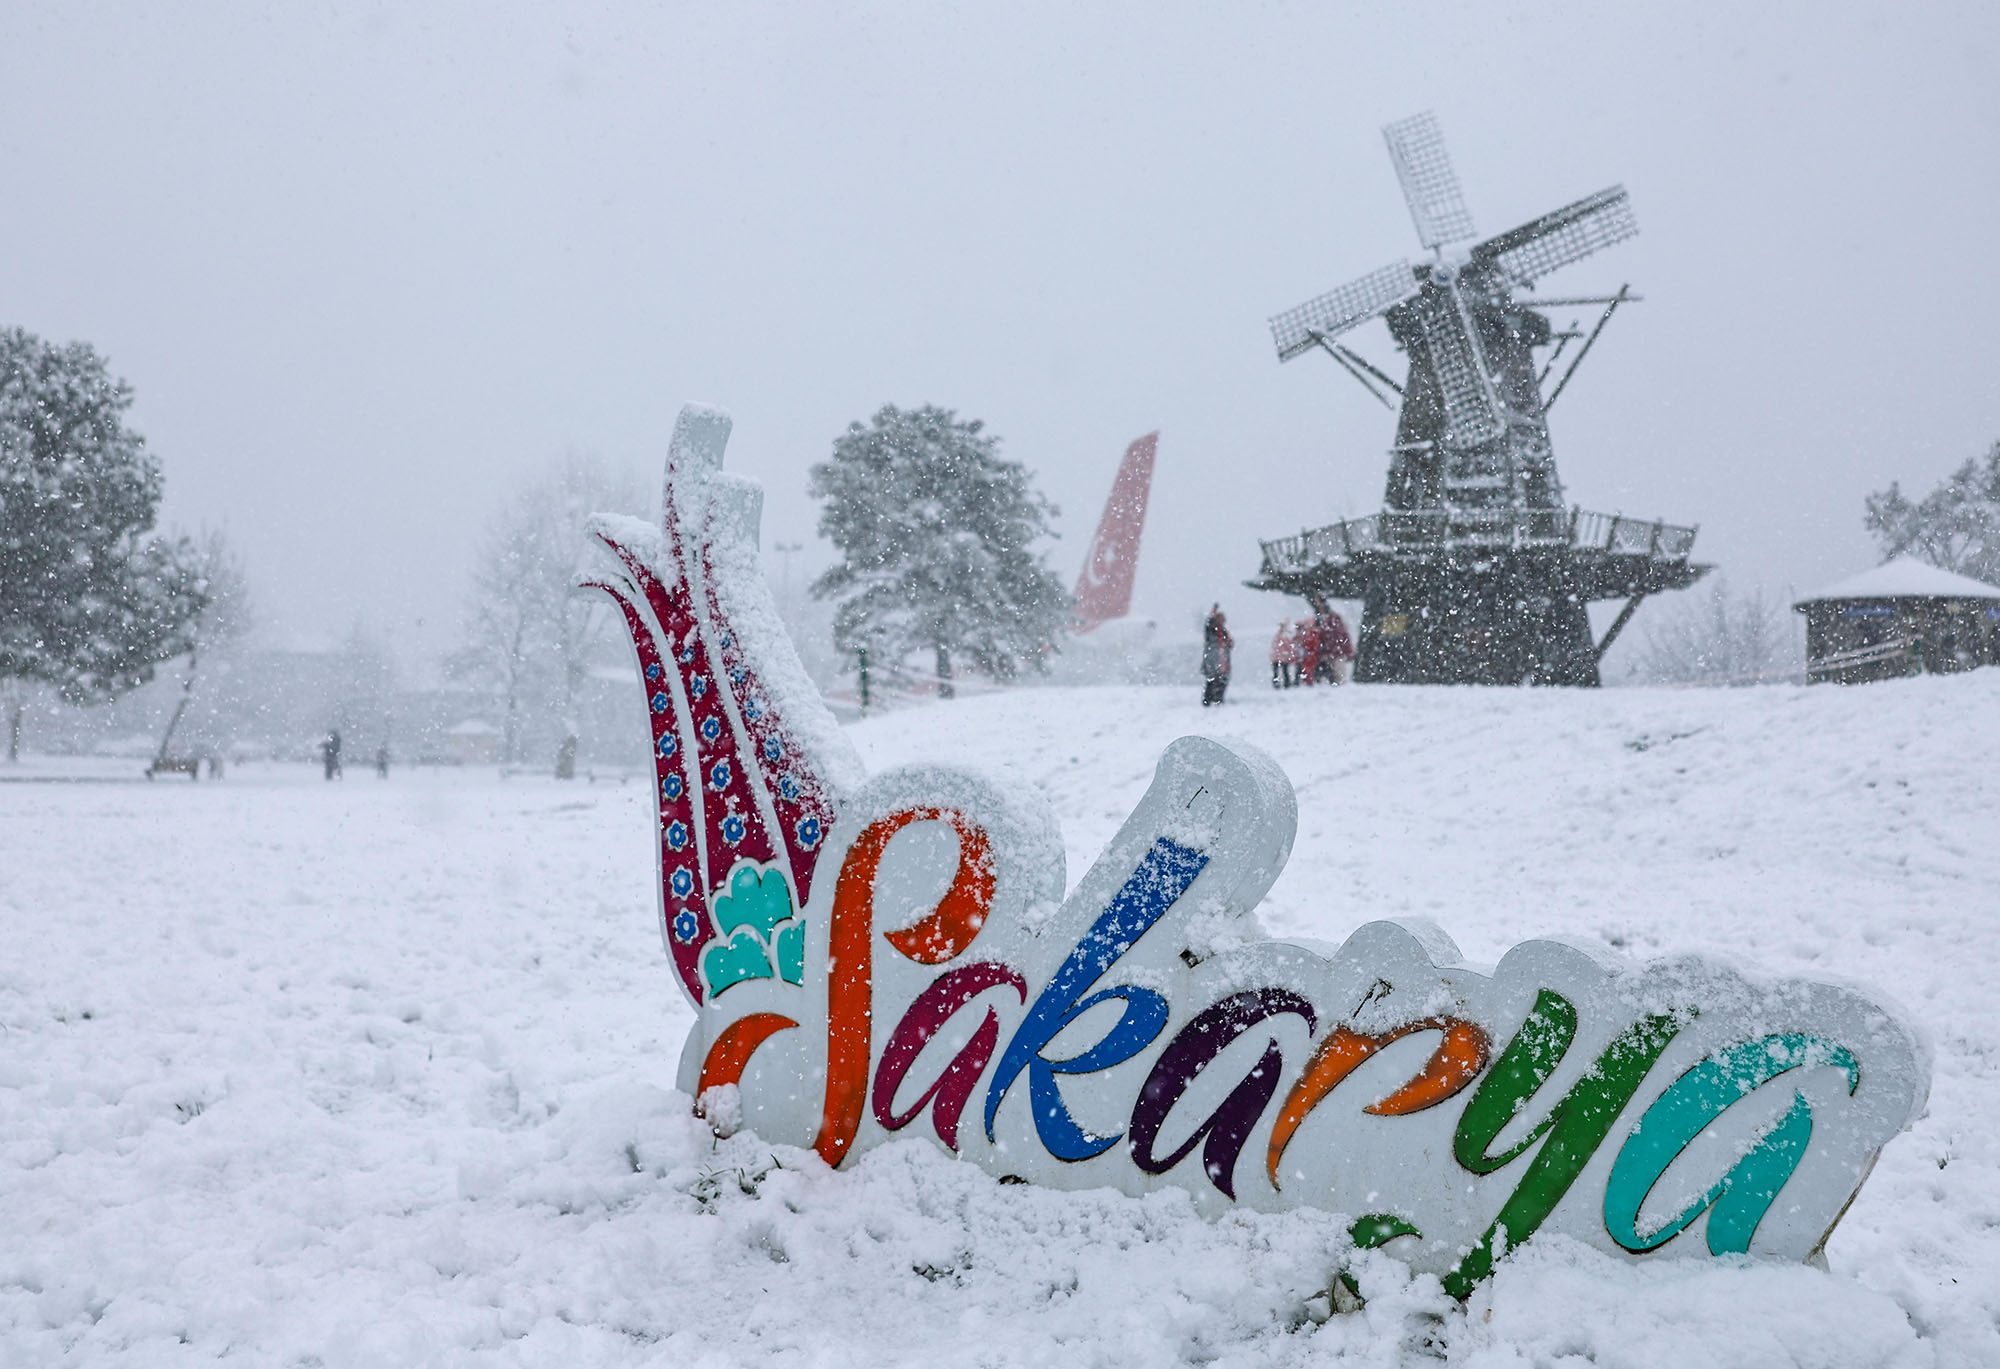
[556,656,581,779]
[7,700,21,763]
[936,643,955,700]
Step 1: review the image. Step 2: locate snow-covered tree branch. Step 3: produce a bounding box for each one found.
[1864,440,2000,584]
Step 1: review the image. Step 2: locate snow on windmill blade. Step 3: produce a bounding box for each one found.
[1473,185,1638,290]
[581,403,860,1009]
[1268,261,1417,362]
[1382,110,1477,250]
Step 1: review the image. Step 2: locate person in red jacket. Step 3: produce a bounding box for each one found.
[1270,618,1301,688]
[1316,605,1355,684]
[1296,614,1321,687]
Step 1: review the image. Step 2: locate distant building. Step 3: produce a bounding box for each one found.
[1793,557,2000,684]
[444,719,503,765]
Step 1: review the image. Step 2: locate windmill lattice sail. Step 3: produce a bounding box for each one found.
[1382,110,1477,249]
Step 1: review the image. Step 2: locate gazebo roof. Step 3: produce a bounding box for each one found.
[1795,555,2000,606]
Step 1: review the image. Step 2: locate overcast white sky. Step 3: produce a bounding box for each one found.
[3,2,1995,660]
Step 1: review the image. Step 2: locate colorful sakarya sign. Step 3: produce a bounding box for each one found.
[582,404,1929,1296]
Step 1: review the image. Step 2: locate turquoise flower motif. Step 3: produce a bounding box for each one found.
[699,862,806,996]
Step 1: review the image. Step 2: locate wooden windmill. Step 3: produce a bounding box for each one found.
[1251,111,1707,685]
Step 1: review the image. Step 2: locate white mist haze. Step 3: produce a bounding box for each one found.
[2,1,1994,658]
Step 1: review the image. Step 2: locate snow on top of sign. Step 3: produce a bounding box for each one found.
[1796,555,2000,604]
[587,512,668,577]
[695,468,865,800]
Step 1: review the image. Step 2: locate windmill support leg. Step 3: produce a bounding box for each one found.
[1595,593,1649,662]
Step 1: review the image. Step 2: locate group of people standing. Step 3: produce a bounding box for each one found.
[1269,610,1353,689]
[1200,602,1354,706]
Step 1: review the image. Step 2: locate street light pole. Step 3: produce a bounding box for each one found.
[773,540,803,610]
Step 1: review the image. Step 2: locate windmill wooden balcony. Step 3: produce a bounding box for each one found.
[1250,506,1708,682]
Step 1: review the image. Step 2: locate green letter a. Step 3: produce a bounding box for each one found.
[1442,990,1680,1299]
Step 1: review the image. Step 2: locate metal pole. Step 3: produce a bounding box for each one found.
[1545,284,1631,411]
[1315,336,1396,411]
[1333,342,1404,396]
[774,541,803,607]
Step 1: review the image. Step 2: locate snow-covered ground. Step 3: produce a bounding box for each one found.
[4,674,1996,1367]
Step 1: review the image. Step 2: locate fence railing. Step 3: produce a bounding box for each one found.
[1806,637,1911,678]
[1258,506,1699,574]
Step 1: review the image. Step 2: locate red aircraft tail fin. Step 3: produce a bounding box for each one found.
[1072,432,1158,634]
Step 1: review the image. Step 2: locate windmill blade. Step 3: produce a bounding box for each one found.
[1472,185,1637,289]
[1409,284,1505,446]
[1269,260,1418,362]
[1382,111,1477,249]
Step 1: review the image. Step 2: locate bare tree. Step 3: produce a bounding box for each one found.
[1628,577,1798,686]
[460,453,641,771]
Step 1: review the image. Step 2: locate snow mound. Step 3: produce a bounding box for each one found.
[3,672,1995,1364]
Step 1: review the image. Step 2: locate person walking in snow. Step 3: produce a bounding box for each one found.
[321,729,343,780]
[1271,618,1299,688]
[1201,605,1233,706]
[1316,606,1356,684]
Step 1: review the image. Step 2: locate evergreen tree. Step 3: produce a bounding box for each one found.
[1864,440,2000,584]
[1,327,208,759]
[810,404,1070,698]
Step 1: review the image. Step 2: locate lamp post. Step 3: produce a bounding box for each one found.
[773,541,803,611]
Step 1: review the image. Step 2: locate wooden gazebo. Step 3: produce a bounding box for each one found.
[1793,556,2000,684]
